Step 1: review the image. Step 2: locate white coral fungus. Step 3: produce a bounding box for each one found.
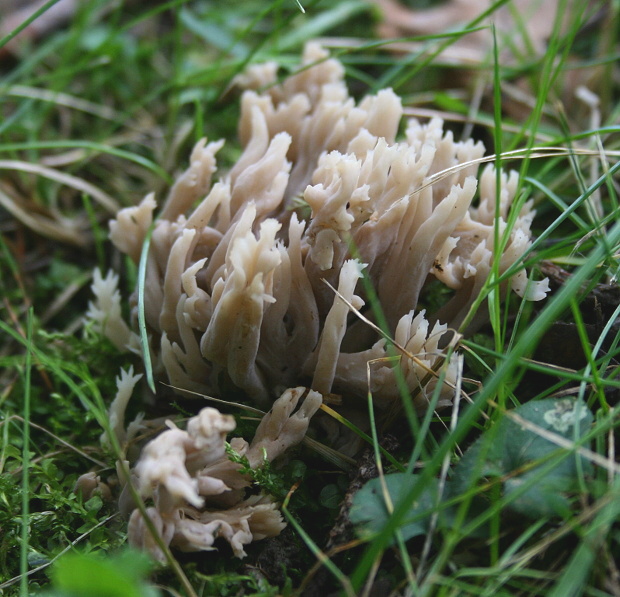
[127,387,321,561]
[86,269,140,353]
[99,42,547,410]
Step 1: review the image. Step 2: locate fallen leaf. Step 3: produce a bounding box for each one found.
[372,0,595,65]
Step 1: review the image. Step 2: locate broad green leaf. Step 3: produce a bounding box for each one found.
[350,473,448,542]
[451,398,593,518]
[46,549,160,597]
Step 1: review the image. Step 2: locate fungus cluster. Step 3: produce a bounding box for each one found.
[91,43,546,411]
[109,376,321,561]
[89,43,548,557]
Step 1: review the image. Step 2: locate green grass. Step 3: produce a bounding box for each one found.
[1,0,619,595]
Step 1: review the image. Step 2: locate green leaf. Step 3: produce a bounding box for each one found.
[319,484,342,509]
[350,473,448,542]
[84,495,103,514]
[47,549,160,597]
[451,398,593,518]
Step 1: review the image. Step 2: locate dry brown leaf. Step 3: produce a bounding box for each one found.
[372,0,593,64]
[370,0,608,126]
[0,0,77,60]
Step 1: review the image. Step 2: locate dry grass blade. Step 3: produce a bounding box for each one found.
[4,85,122,122]
[323,278,461,382]
[0,185,89,246]
[413,146,620,198]
[39,270,92,325]
[303,435,357,469]
[160,382,266,416]
[40,132,154,168]
[0,159,120,213]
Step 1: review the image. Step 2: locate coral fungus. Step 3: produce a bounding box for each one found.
[88,42,550,561]
[91,42,547,411]
[126,387,321,561]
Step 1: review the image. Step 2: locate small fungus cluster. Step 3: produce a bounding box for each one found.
[121,385,321,561]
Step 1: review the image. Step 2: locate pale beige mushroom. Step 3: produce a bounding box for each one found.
[86,269,140,353]
[433,165,550,330]
[95,42,547,426]
[103,366,143,448]
[127,387,321,561]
